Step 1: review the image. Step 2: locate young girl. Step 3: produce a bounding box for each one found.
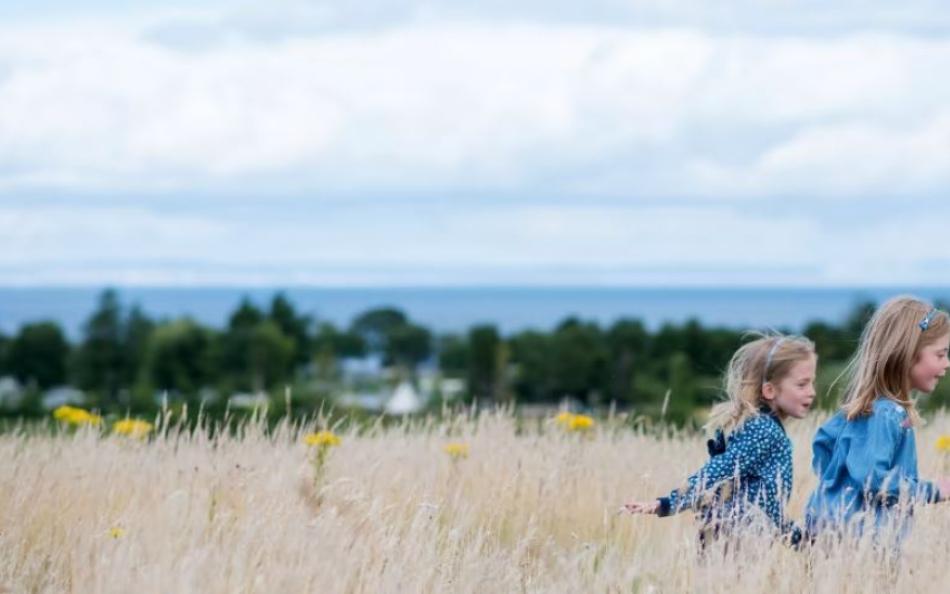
[624,333,817,546]
[805,296,950,537]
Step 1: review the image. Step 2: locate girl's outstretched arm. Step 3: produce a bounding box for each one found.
[657,415,775,516]
[621,499,659,514]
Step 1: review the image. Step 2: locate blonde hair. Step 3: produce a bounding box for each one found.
[840,295,949,425]
[706,332,816,433]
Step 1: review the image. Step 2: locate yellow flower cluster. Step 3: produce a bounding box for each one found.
[554,411,596,431]
[936,435,950,452]
[443,442,469,459]
[52,405,102,427]
[304,431,342,448]
[109,527,126,539]
[112,419,153,438]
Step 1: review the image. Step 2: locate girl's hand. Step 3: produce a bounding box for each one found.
[621,499,660,514]
[936,476,950,501]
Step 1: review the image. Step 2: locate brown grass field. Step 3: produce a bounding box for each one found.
[2,409,948,593]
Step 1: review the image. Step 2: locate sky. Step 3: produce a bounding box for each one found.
[2,1,950,287]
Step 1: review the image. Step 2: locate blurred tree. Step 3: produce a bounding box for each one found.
[268,293,312,366]
[467,324,500,402]
[246,321,295,391]
[665,351,698,424]
[8,321,70,389]
[143,319,213,397]
[385,322,431,369]
[550,318,608,405]
[436,334,468,377]
[124,304,154,385]
[508,330,552,403]
[220,298,294,391]
[75,289,126,406]
[844,300,876,338]
[229,298,264,329]
[0,332,10,375]
[312,322,366,360]
[350,307,408,354]
[606,319,649,405]
[651,323,685,363]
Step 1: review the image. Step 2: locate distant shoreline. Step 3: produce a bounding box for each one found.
[2,286,949,338]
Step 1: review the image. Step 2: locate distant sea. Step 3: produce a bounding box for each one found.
[2,287,949,338]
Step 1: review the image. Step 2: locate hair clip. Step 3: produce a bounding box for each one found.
[919,308,938,331]
[764,337,785,377]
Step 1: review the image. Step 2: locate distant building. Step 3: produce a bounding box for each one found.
[384,380,424,415]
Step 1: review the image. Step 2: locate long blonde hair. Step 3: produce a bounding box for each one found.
[840,295,949,425]
[706,332,816,433]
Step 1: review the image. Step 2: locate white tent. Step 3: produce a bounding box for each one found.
[384,380,424,415]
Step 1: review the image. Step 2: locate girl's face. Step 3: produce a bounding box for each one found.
[763,354,817,419]
[910,332,950,393]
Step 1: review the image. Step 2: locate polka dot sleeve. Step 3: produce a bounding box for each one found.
[661,416,777,515]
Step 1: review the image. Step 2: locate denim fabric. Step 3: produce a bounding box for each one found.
[805,397,939,535]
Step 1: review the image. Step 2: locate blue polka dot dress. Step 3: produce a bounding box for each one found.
[656,408,800,544]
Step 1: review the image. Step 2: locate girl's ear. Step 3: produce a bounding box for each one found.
[762,382,776,401]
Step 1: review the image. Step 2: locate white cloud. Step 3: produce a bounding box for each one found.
[1,18,949,198]
[3,5,950,286]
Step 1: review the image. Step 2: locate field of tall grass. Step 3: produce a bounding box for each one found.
[2,409,949,593]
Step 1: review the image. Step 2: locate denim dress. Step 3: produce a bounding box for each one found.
[657,409,800,544]
[805,397,940,537]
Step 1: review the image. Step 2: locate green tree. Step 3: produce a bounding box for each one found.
[246,321,295,391]
[312,322,366,360]
[143,319,213,397]
[350,307,408,353]
[549,318,608,405]
[220,298,296,392]
[0,332,10,375]
[803,321,852,362]
[385,323,431,369]
[75,289,126,406]
[436,334,468,376]
[606,319,649,405]
[124,305,154,386]
[665,351,698,423]
[844,300,876,339]
[268,293,312,366]
[8,322,70,389]
[508,330,552,403]
[467,325,500,402]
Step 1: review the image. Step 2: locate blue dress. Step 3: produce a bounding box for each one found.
[657,409,799,543]
[805,397,940,536]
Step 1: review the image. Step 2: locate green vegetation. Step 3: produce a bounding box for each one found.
[1,289,948,422]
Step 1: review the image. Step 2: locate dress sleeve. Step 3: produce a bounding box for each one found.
[657,417,773,516]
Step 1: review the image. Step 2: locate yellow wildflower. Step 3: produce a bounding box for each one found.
[569,414,595,431]
[443,442,469,459]
[304,431,341,448]
[936,435,950,452]
[52,405,102,426]
[109,527,125,539]
[553,411,596,432]
[112,419,153,438]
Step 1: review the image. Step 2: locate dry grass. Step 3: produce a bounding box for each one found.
[1,410,948,593]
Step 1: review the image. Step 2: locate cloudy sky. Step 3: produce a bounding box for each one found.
[2,0,949,287]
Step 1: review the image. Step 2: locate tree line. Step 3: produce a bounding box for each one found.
[1,290,947,421]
